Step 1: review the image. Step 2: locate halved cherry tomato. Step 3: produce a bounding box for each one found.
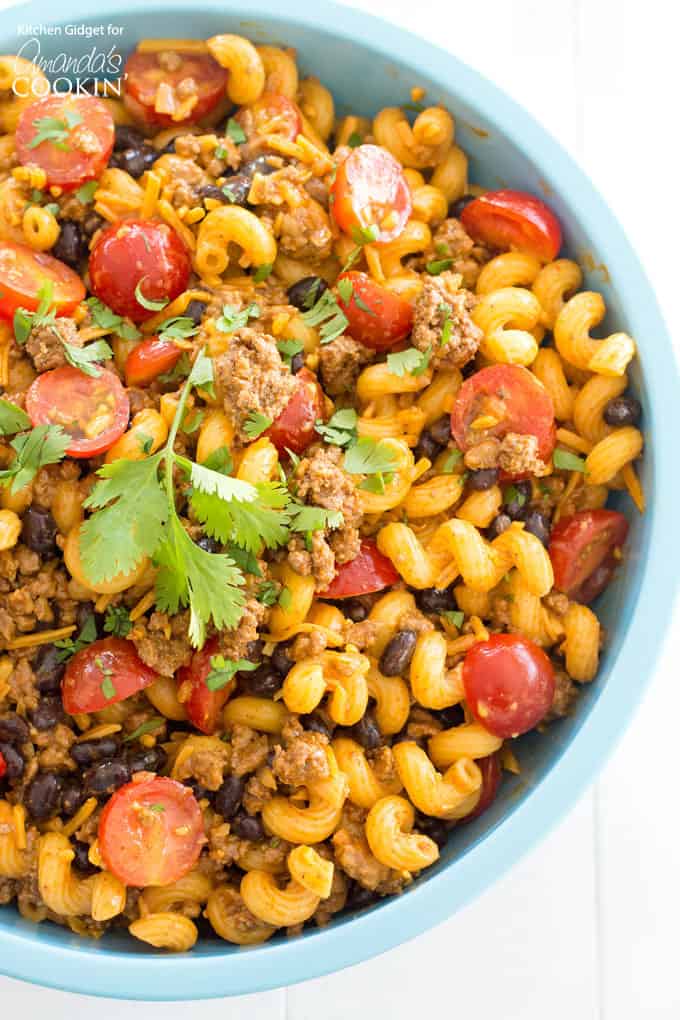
[463,634,555,739]
[125,336,183,387]
[99,775,205,887]
[331,144,412,244]
[177,637,236,735]
[61,637,157,715]
[460,189,562,263]
[318,539,400,599]
[0,241,85,321]
[451,364,556,465]
[236,92,302,142]
[26,366,129,459]
[89,218,191,323]
[266,367,324,456]
[0,750,6,780]
[459,753,501,825]
[336,271,413,351]
[15,95,114,192]
[123,51,228,127]
[549,509,629,602]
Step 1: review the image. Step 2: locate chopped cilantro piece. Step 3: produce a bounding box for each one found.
[134,278,168,312]
[553,449,587,472]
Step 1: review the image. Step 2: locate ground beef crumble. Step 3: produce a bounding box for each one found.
[25,318,82,373]
[412,272,483,370]
[214,327,297,442]
[131,611,192,675]
[318,335,373,396]
[332,804,407,894]
[429,217,494,288]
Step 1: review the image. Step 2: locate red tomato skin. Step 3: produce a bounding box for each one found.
[26,366,130,458]
[337,272,413,351]
[461,189,562,263]
[0,750,6,779]
[125,337,183,386]
[451,363,556,465]
[123,51,228,127]
[15,95,114,191]
[331,144,412,244]
[62,637,158,714]
[98,776,205,887]
[463,634,555,739]
[266,367,324,455]
[88,219,191,323]
[0,242,85,321]
[236,92,302,142]
[317,539,400,599]
[549,509,629,601]
[178,637,235,735]
[459,753,502,825]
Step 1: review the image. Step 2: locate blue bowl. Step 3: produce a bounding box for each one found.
[1,0,678,999]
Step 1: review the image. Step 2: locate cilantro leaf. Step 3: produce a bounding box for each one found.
[156,316,199,342]
[13,308,33,345]
[191,481,290,554]
[101,674,117,699]
[351,224,379,245]
[343,437,399,476]
[301,288,348,345]
[243,411,272,439]
[202,446,233,475]
[75,180,99,204]
[226,118,247,145]
[314,407,357,447]
[426,258,453,275]
[134,278,168,312]
[440,448,463,473]
[189,462,257,503]
[256,580,280,606]
[503,484,528,509]
[158,352,191,385]
[0,399,31,436]
[85,297,141,341]
[187,347,214,394]
[277,338,304,368]
[62,338,113,377]
[439,303,452,346]
[206,654,257,691]
[0,425,69,494]
[123,717,165,742]
[104,604,133,637]
[288,502,343,533]
[347,131,362,148]
[278,586,292,609]
[442,610,464,628]
[553,449,586,472]
[360,472,393,493]
[253,263,273,283]
[28,111,82,151]
[387,347,431,377]
[215,301,260,333]
[226,544,262,576]
[54,613,97,662]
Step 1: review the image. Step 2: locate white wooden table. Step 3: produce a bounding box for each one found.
[1,0,678,1015]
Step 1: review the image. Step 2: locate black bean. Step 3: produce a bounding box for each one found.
[34,643,65,694]
[413,429,442,463]
[71,736,121,767]
[60,777,86,817]
[82,212,104,238]
[0,742,24,781]
[437,704,465,729]
[393,731,427,750]
[0,712,29,744]
[51,220,87,270]
[449,194,476,218]
[184,299,207,326]
[125,745,167,774]
[241,155,278,179]
[71,839,98,876]
[429,415,452,446]
[300,712,332,739]
[26,772,63,821]
[109,145,156,179]
[183,778,213,802]
[380,630,418,676]
[240,664,283,698]
[21,506,58,555]
[347,882,378,910]
[502,481,531,520]
[415,814,450,848]
[415,586,456,614]
[468,468,498,491]
[603,395,642,428]
[83,759,131,797]
[29,696,65,731]
[214,775,245,819]
[114,124,146,151]
[246,639,265,662]
[157,139,176,156]
[524,509,551,547]
[287,276,328,311]
[572,557,617,605]
[343,598,368,622]
[290,352,304,374]
[230,812,264,841]
[487,513,512,540]
[346,712,381,751]
[195,534,220,553]
[271,641,295,677]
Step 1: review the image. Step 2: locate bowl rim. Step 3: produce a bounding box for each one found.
[1,0,679,1000]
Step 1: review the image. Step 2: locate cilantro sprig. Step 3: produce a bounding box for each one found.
[63,338,113,378]
[28,109,82,151]
[206,654,257,691]
[553,449,586,472]
[0,399,31,436]
[301,288,348,345]
[216,302,260,333]
[314,408,358,447]
[0,425,70,494]
[387,346,432,378]
[86,297,141,341]
[55,614,97,663]
[134,278,168,312]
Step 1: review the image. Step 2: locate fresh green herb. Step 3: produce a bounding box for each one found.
[221,185,237,203]
[277,338,304,368]
[336,277,353,304]
[0,399,31,436]
[426,258,453,275]
[214,145,229,160]
[226,118,247,145]
[256,580,280,606]
[253,263,273,283]
[503,484,528,508]
[314,408,358,448]
[300,278,324,310]
[387,346,431,378]
[301,288,348,345]
[13,280,57,345]
[30,189,44,203]
[360,472,394,494]
[123,717,165,742]
[402,100,426,113]
[351,223,380,245]
[148,803,165,814]
[442,610,464,628]
[288,502,343,534]
[62,338,113,378]
[54,613,98,663]
[104,604,133,638]
[278,586,292,610]
[136,431,154,455]
[100,675,117,699]
[181,408,204,435]
[435,242,449,256]
[344,436,399,477]
[28,110,82,151]
[206,654,257,692]
[553,449,587,472]
[439,303,452,346]
[13,309,32,345]
[158,352,191,385]
[44,203,60,216]
[202,446,233,475]
[243,411,273,439]
[0,425,70,494]
[191,478,290,557]
[85,297,141,341]
[75,180,99,204]
[347,131,362,148]
[440,448,463,473]
[134,278,168,312]
[227,545,262,576]
[156,316,199,343]
[215,301,260,333]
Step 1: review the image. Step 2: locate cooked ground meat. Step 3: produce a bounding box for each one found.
[0,552,77,648]
[174,132,241,173]
[287,532,336,591]
[31,461,81,510]
[368,746,398,785]
[430,217,494,288]
[412,273,483,370]
[291,626,329,660]
[247,164,311,206]
[293,443,363,563]
[332,804,406,894]
[405,707,443,740]
[318,335,373,396]
[546,669,579,720]
[175,745,230,791]
[228,724,270,777]
[313,866,348,925]
[463,438,501,470]
[242,768,276,814]
[217,596,268,663]
[214,327,297,442]
[497,432,551,477]
[34,722,76,771]
[345,619,379,650]
[276,200,333,264]
[25,318,81,373]
[543,591,570,616]
[131,611,192,675]
[272,730,330,786]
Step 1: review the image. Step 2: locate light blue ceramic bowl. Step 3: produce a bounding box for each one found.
[0,0,677,1000]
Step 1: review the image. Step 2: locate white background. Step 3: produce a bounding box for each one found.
[1,0,679,1016]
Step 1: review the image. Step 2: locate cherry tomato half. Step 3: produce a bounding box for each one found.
[123,51,228,127]
[549,509,629,602]
[317,539,400,599]
[266,367,324,456]
[336,271,413,351]
[458,753,502,825]
[89,218,191,323]
[125,336,184,387]
[0,750,6,780]
[463,634,555,739]
[236,92,302,142]
[331,144,412,244]
[460,189,562,263]
[16,95,114,192]
[61,637,157,715]
[451,364,556,464]
[177,637,235,735]
[98,775,205,887]
[0,241,85,321]
[26,366,130,459]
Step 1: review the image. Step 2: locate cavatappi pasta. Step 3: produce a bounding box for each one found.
[0,31,643,952]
